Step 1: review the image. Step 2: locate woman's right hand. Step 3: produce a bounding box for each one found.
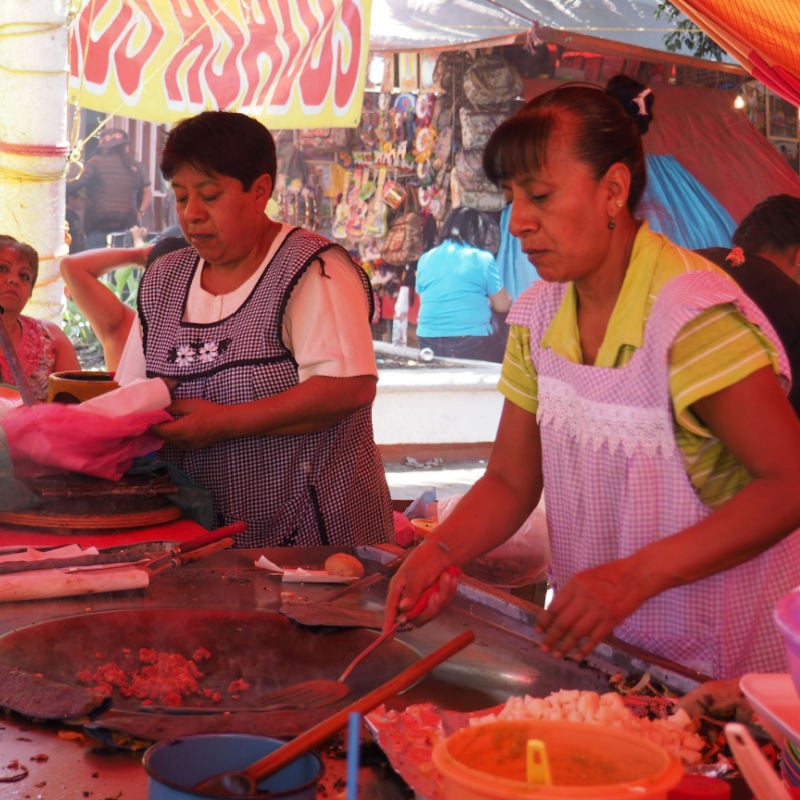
[151,397,227,449]
[382,539,459,632]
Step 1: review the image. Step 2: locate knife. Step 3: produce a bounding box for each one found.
[0,520,247,576]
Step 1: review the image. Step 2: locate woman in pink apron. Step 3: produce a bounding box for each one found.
[384,84,800,679]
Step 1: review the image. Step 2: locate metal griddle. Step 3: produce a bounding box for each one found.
[0,606,420,743]
[0,547,698,768]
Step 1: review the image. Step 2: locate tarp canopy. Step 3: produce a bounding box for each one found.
[670,0,800,105]
[368,0,680,52]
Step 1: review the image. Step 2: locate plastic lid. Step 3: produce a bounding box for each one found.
[667,775,732,799]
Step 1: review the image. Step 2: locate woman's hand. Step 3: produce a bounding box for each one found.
[535,557,650,660]
[150,398,228,449]
[382,541,459,633]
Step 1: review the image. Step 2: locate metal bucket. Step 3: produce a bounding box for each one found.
[143,733,323,799]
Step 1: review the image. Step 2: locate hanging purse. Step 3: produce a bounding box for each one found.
[381,193,425,267]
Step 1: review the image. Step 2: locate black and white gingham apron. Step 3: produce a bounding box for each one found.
[138,230,394,548]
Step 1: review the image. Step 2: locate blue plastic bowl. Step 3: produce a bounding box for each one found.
[143,733,323,800]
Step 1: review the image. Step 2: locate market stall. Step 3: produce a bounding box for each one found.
[0,542,774,798]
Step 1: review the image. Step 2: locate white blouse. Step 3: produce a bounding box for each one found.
[115,224,377,385]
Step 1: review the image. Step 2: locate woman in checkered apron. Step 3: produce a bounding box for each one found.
[115,111,393,549]
[384,85,800,679]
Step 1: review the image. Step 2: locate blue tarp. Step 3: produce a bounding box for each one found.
[642,154,736,250]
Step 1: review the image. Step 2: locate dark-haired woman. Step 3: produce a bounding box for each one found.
[384,85,800,679]
[698,193,800,418]
[416,207,511,362]
[0,236,80,400]
[113,111,393,550]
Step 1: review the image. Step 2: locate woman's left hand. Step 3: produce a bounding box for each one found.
[150,398,227,449]
[535,558,650,660]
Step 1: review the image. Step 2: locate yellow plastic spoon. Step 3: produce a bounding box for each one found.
[526,738,552,785]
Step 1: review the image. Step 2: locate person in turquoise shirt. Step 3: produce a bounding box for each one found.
[416,207,511,362]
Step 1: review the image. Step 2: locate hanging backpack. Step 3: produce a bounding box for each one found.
[431,51,471,100]
[381,195,426,267]
[463,53,523,110]
[452,151,506,212]
[459,107,514,152]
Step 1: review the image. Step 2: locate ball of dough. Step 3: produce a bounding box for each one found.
[324,552,365,578]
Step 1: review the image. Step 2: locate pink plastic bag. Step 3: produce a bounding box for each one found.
[0,404,171,481]
[438,494,551,588]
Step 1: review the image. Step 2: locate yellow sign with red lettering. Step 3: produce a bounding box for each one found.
[68,0,371,128]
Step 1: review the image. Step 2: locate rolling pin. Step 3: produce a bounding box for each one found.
[0,563,151,601]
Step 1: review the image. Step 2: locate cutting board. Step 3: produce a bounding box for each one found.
[0,518,212,549]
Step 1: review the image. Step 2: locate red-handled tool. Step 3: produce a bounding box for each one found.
[141,564,462,717]
[338,565,461,682]
[191,630,475,797]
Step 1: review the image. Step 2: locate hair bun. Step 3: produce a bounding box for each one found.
[605,74,655,134]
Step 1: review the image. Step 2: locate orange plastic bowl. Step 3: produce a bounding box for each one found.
[432,719,684,800]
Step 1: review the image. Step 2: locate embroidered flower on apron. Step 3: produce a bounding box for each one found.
[168,339,231,366]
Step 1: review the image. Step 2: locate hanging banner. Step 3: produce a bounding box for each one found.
[68,0,371,128]
[670,0,800,106]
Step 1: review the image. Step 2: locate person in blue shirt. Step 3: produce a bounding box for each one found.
[415,207,511,362]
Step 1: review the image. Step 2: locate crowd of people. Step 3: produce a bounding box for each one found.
[3,78,800,679]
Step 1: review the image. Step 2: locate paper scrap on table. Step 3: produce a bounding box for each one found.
[0,544,99,564]
[255,555,283,573]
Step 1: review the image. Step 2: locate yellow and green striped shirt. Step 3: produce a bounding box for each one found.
[500,223,783,508]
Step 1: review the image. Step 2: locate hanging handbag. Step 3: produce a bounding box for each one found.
[432,51,471,99]
[381,194,425,267]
